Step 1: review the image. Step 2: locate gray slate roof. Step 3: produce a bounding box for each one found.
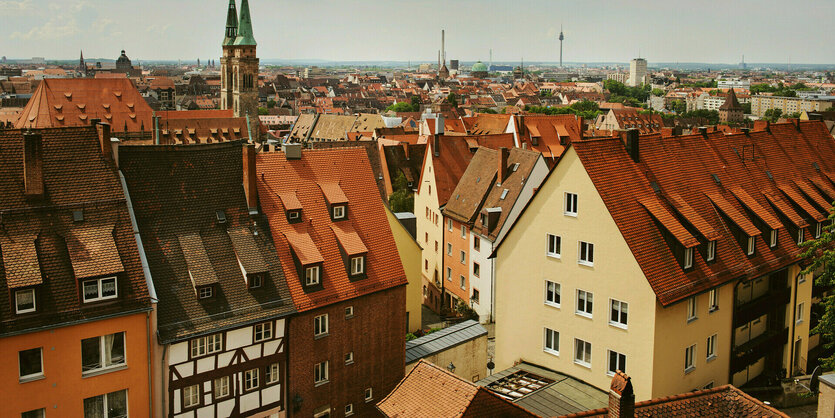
[405,320,487,364]
[477,362,608,417]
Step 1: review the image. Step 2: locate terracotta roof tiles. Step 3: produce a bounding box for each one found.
[65,225,125,279]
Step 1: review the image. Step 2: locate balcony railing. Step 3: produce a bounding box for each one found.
[733,287,790,328]
[730,327,789,374]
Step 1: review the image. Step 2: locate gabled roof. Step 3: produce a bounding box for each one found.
[426,134,515,206]
[469,114,511,135]
[119,141,294,343]
[514,114,582,160]
[257,148,407,312]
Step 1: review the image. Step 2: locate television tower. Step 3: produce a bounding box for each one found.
[559,24,564,68]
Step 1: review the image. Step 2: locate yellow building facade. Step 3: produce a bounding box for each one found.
[386,206,424,332]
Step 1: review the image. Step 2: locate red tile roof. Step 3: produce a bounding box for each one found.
[65,225,125,279]
[514,114,582,160]
[257,148,407,312]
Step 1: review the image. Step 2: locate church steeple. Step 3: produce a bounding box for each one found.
[223,0,238,46]
[234,0,257,46]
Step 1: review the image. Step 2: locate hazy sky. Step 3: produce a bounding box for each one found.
[1,0,834,64]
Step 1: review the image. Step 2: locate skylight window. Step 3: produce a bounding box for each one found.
[216,210,227,224]
[500,189,509,200]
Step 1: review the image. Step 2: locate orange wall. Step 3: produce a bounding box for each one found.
[1,312,153,418]
[444,217,471,303]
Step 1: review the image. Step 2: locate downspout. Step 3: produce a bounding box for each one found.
[153,112,160,145]
[146,311,153,417]
[788,270,802,378]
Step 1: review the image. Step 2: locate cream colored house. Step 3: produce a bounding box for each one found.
[386,206,423,332]
[494,123,833,401]
[751,95,834,118]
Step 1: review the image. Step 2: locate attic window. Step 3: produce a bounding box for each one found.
[350,256,365,276]
[766,171,774,180]
[333,205,346,220]
[746,236,756,256]
[305,265,321,286]
[287,209,301,223]
[500,189,509,200]
[683,247,694,269]
[72,210,84,222]
[197,285,214,299]
[770,230,778,248]
[216,210,227,224]
[512,163,520,172]
[248,273,264,289]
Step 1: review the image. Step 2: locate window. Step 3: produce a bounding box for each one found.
[685,344,696,372]
[544,328,560,355]
[687,296,697,322]
[472,289,480,303]
[797,228,804,245]
[345,306,354,318]
[447,219,453,231]
[190,333,222,358]
[578,241,594,266]
[266,363,279,384]
[545,281,561,307]
[434,241,438,252]
[576,290,593,317]
[15,289,36,314]
[333,205,345,219]
[770,230,778,248]
[345,404,354,416]
[610,300,628,328]
[248,274,263,289]
[574,339,592,367]
[703,381,715,390]
[288,210,300,221]
[314,361,328,384]
[797,302,804,323]
[446,267,451,281]
[183,384,200,408]
[815,222,823,239]
[746,236,755,256]
[82,277,117,303]
[83,389,127,418]
[447,243,452,255]
[708,289,719,312]
[254,322,273,342]
[460,250,465,264]
[244,368,259,391]
[19,348,43,381]
[21,409,45,418]
[365,388,374,402]
[305,265,320,286]
[82,332,126,374]
[345,351,354,364]
[706,334,717,360]
[564,192,578,216]
[214,376,230,399]
[460,275,466,290]
[608,350,626,375]
[198,286,213,299]
[547,234,561,258]
[473,262,480,277]
[314,314,328,337]
[683,247,694,269]
[473,236,480,251]
[461,225,467,238]
[350,256,365,275]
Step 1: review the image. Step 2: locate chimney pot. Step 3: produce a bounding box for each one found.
[23,131,44,197]
[433,135,440,157]
[498,147,509,185]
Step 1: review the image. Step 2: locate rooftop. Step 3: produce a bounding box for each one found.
[405,320,487,364]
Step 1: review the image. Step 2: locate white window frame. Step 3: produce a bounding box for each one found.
[447,219,453,231]
[473,262,480,277]
[333,205,345,219]
[18,347,43,382]
[447,242,452,255]
[609,299,628,329]
[796,302,804,324]
[365,387,374,402]
[288,210,300,220]
[244,368,259,391]
[546,234,561,258]
[345,306,354,318]
[266,363,279,384]
[214,376,230,399]
[190,333,222,358]
[461,225,467,238]
[685,344,696,372]
[350,256,365,275]
[183,384,200,408]
[687,296,697,322]
[564,192,578,216]
[607,350,626,376]
[81,332,126,375]
[345,351,354,364]
[797,228,804,245]
[578,241,594,266]
[345,404,354,416]
[545,280,561,308]
[82,276,118,303]
[706,334,717,361]
[314,361,329,385]
[746,236,756,256]
[683,247,694,269]
[544,328,560,356]
[198,286,213,299]
[770,230,778,247]
[83,389,128,418]
[815,222,823,238]
[460,250,465,264]
[708,289,719,312]
[459,275,466,290]
[706,240,716,261]
[574,338,592,368]
[305,265,320,286]
[576,289,593,318]
[15,288,36,314]
[314,314,329,337]
[254,322,273,342]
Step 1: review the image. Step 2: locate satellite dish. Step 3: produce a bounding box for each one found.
[810,366,822,393]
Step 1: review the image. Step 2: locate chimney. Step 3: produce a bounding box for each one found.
[23,131,44,197]
[698,126,708,137]
[577,116,584,139]
[789,118,801,130]
[401,142,410,160]
[433,135,440,157]
[607,371,635,418]
[625,129,639,163]
[498,147,509,185]
[661,127,673,138]
[672,125,683,136]
[96,122,113,161]
[741,127,750,135]
[435,113,445,135]
[110,138,120,168]
[282,142,302,160]
[243,144,258,212]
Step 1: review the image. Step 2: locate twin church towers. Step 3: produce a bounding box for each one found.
[220,0,259,134]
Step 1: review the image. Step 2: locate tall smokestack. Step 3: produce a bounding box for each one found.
[441,30,445,65]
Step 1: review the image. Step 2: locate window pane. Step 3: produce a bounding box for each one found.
[19,348,42,377]
[107,390,128,418]
[16,290,35,311]
[84,281,99,300]
[81,337,102,371]
[101,278,117,297]
[84,395,104,418]
[105,333,125,367]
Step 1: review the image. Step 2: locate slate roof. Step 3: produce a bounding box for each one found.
[257,148,407,312]
[0,127,151,336]
[378,359,538,418]
[119,141,294,343]
[477,362,609,417]
[566,385,787,417]
[405,320,487,364]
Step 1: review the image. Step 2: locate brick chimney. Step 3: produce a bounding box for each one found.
[23,131,44,197]
[96,122,113,162]
[498,147,509,185]
[242,144,258,212]
[625,129,639,163]
[608,371,635,418]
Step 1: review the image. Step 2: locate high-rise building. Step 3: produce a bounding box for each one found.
[220,0,259,138]
[628,58,647,87]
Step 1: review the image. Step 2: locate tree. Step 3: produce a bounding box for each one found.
[604,79,627,96]
[410,95,421,110]
[763,108,783,122]
[257,107,269,115]
[741,102,752,114]
[672,100,687,114]
[801,206,835,369]
[267,99,276,109]
[447,92,458,108]
[388,173,414,213]
[386,102,417,113]
[651,88,666,97]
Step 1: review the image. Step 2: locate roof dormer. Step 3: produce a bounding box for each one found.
[227,226,269,291]
[2,232,43,314]
[331,223,369,280]
[178,232,219,300]
[319,183,349,221]
[283,229,325,291]
[278,191,303,223]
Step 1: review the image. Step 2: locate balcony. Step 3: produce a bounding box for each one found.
[730,327,789,374]
[733,287,790,328]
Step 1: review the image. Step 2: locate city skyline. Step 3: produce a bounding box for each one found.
[2,0,835,64]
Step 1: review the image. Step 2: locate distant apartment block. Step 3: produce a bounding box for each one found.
[751,94,835,117]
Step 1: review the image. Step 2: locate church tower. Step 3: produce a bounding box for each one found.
[221,0,259,139]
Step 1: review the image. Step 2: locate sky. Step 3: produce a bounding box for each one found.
[1,0,834,64]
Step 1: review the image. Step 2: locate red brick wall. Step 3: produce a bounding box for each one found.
[287,285,406,417]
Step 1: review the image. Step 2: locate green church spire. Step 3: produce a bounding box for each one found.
[223,0,238,46]
[234,0,257,46]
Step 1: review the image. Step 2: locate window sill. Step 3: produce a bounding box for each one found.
[709,306,719,314]
[608,322,628,330]
[573,360,591,369]
[706,355,717,363]
[546,254,561,260]
[687,317,698,324]
[796,320,804,325]
[82,364,127,378]
[314,333,329,340]
[314,380,329,387]
[345,315,354,320]
[684,366,696,375]
[345,360,354,365]
[578,261,594,268]
[19,373,45,384]
[544,302,561,309]
[564,212,578,217]
[544,349,560,357]
[365,398,374,403]
[575,311,593,319]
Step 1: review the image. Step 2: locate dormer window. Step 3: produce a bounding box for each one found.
[746,236,756,256]
[770,230,778,248]
[305,265,321,286]
[706,241,716,262]
[333,205,346,220]
[215,210,227,224]
[815,222,823,239]
[15,289,36,314]
[82,277,118,303]
[198,285,214,299]
[247,273,263,289]
[683,247,694,269]
[350,256,365,276]
[797,228,805,245]
[287,209,301,223]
